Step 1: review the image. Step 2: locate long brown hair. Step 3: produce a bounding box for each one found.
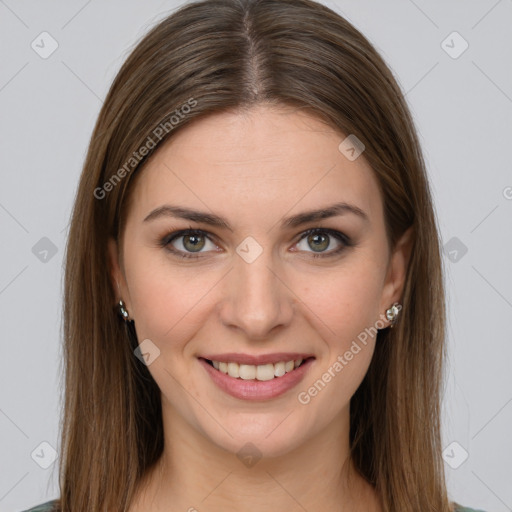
[58,0,455,510]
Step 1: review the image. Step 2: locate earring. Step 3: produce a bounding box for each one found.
[118,300,131,322]
[385,302,402,328]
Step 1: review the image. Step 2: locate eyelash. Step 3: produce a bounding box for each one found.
[158,227,353,260]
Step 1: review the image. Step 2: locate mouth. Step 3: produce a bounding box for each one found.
[201,357,313,381]
[198,356,316,401]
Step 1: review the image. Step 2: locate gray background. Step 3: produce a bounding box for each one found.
[1,1,511,511]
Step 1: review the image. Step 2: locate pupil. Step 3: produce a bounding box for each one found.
[309,233,328,252]
[184,234,204,252]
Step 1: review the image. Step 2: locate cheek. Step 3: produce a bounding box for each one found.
[294,258,385,343]
[124,249,220,345]
[292,264,383,416]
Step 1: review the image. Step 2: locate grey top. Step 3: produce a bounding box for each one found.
[20,499,488,511]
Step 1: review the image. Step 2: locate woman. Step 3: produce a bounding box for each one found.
[23,0,487,510]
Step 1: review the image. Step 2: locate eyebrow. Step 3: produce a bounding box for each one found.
[143,201,369,230]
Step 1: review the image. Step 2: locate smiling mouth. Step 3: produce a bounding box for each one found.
[202,357,313,381]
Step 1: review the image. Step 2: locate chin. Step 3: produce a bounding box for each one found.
[196,412,311,462]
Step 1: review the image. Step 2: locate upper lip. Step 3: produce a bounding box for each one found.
[200,353,315,365]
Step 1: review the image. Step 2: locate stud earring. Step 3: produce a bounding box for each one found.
[118,300,131,322]
[385,302,402,328]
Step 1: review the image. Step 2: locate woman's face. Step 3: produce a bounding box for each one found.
[109,104,411,457]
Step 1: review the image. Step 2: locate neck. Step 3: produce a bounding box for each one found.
[130,401,380,512]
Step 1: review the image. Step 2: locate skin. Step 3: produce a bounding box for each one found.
[109,103,413,512]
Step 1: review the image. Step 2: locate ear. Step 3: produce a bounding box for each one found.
[107,237,128,306]
[379,226,414,326]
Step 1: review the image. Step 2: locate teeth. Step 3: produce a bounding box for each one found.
[239,364,256,380]
[256,364,274,381]
[274,361,286,377]
[210,358,304,380]
[227,362,239,378]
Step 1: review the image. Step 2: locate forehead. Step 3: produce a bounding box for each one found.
[127,105,383,226]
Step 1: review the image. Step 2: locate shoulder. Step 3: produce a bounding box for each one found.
[20,499,59,512]
[20,499,486,512]
[453,503,488,512]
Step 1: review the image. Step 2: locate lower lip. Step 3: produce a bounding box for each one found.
[198,357,315,401]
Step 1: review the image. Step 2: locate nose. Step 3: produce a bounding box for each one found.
[218,246,294,340]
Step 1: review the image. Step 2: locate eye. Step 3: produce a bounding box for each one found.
[294,228,351,258]
[159,227,352,260]
[160,229,218,258]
